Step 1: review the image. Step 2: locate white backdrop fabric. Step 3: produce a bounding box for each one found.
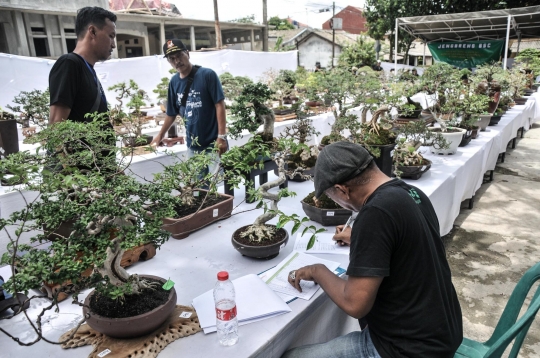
[0,50,297,110]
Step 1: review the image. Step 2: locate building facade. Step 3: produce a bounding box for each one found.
[0,0,264,59]
[321,6,367,35]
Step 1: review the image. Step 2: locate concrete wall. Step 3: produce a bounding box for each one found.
[0,0,108,12]
[298,36,341,70]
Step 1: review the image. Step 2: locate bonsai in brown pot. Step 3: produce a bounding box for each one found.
[0,118,182,344]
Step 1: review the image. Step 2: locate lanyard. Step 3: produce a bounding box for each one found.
[74,53,107,106]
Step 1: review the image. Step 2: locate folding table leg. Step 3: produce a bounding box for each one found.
[512,137,517,149]
[521,127,525,138]
[490,170,494,182]
[468,195,475,210]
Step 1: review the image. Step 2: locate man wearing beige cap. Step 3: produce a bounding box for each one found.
[283,142,462,358]
[151,39,227,176]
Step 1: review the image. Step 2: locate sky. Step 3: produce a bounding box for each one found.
[168,0,366,29]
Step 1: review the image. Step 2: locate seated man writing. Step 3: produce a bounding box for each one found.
[283,141,462,358]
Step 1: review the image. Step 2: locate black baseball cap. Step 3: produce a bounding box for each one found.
[163,39,188,57]
[314,141,374,198]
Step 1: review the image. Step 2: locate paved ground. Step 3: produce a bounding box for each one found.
[444,123,540,356]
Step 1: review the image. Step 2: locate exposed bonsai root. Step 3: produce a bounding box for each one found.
[240,224,276,242]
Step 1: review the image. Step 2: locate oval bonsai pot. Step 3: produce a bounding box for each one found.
[301,200,352,226]
[83,275,177,338]
[394,158,431,180]
[429,127,466,155]
[514,97,527,105]
[231,225,288,260]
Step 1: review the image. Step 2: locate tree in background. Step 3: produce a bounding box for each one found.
[230,14,256,24]
[363,0,534,63]
[338,36,377,69]
[268,16,294,30]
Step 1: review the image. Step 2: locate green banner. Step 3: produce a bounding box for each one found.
[428,40,505,68]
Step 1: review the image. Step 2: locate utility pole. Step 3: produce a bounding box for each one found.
[262,0,268,51]
[332,1,335,67]
[213,0,222,49]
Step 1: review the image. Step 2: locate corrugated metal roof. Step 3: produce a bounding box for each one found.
[109,0,181,16]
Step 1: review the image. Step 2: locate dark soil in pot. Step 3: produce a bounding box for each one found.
[89,278,169,319]
[302,192,351,226]
[232,224,288,260]
[173,193,228,218]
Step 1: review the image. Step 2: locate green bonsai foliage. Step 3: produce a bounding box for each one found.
[0,106,15,121]
[153,68,177,103]
[263,69,297,107]
[219,72,254,102]
[0,118,181,344]
[470,62,504,112]
[421,62,465,131]
[279,115,320,174]
[6,88,50,129]
[352,106,396,158]
[515,49,540,79]
[228,82,275,142]
[109,80,149,144]
[338,36,377,69]
[392,138,425,178]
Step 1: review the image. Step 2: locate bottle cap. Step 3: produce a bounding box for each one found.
[217,271,229,281]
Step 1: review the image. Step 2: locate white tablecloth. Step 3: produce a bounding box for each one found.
[0,99,537,357]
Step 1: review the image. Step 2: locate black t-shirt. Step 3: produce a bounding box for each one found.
[49,53,110,125]
[348,179,462,358]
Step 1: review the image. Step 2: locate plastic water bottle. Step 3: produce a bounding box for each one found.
[214,271,239,346]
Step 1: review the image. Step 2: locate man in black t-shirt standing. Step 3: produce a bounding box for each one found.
[49,7,116,126]
[283,142,462,358]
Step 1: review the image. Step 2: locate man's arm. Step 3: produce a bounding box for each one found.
[150,115,177,147]
[290,264,383,319]
[49,104,71,125]
[215,99,227,155]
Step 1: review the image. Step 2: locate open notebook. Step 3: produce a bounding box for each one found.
[192,273,292,334]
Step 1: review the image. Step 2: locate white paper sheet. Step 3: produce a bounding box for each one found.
[293,232,350,255]
[192,274,291,334]
[264,251,340,300]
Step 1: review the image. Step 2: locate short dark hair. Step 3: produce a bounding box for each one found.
[76,7,117,39]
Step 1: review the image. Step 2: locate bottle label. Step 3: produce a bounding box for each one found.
[216,305,237,321]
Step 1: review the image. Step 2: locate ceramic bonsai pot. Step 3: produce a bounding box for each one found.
[514,97,527,105]
[273,108,294,116]
[162,191,234,240]
[429,127,466,155]
[489,115,502,126]
[371,143,396,177]
[301,200,352,226]
[83,275,177,338]
[478,115,491,131]
[0,119,20,157]
[394,158,431,180]
[231,225,288,260]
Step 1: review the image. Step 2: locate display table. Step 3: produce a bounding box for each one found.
[1,98,539,357]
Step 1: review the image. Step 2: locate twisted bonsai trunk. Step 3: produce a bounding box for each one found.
[260,111,275,142]
[240,154,287,242]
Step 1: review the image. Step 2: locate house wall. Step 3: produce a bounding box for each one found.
[321,6,367,34]
[298,36,341,70]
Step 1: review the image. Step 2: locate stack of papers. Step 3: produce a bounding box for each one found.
[293,232,350,255]
[262,251,340,301]
[192,274,291,334]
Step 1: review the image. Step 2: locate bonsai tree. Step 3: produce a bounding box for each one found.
[219,72,254,102]
[515,48,540,84]
[470,62,504,114]
[227,82,276,142]
[6,88,50,130]
[392,137,426,178]
[109,80,151,147]
[153,68,177,111]
[279,114,320,177]
[0,117,180,345]
[421,62,465,131]
[222,136,323,247]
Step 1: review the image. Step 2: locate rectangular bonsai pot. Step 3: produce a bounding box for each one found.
[301,200,352,226]
[162,191,234,239]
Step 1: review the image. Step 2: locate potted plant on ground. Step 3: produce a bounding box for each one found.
[0,118,182,343]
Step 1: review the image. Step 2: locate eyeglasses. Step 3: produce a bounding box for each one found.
[167,51,187,63]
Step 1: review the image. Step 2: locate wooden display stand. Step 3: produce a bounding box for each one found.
[274,113,297,122]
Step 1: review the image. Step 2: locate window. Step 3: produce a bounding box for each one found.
[66,39,76,53]
[31,27,45,35]
[134,38,139,44]
[64,28,75,34]
[125,40,130,44]
[33,38,49,56]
